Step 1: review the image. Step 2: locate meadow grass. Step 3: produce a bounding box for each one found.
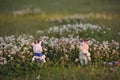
[0,13,120,42]
[2,63,120,80]
[0,0,120,14]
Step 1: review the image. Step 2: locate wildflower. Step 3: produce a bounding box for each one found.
[10,56,14,60]
[75,58,79,63]
[110,68,115,72]
[0,57,7,65]
[65,54,69,60]
[36,75,40,80]
[114,61,119,66]
[108,62,113,66]
[103,62,106,65]
[103,31,106,34]
[118,32,120,35]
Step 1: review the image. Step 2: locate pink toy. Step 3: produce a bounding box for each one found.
[32,39,46,63]
[79,38,91,65]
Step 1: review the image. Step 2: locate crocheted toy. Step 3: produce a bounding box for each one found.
[32,39,46,63]
[79,38,91,65]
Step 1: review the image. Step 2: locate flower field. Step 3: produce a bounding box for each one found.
[0,0,120,80]
[0,22,120,80]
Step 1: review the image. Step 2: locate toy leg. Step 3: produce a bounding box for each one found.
[32,56,39,62]
[42,55,46,62]
[32,56,35,61]
[80,59,84,66]
[79,51,87,65]
[84,57,88,65]
[79,56,88,66]
[39,55,46,63]
[41,55,46,62]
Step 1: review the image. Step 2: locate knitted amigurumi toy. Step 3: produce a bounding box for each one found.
[79,38,91,65]
[32,39,46,63]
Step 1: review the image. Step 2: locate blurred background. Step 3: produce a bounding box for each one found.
[0,0,120,41]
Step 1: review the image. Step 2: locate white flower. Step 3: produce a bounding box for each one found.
[0,57,7,65]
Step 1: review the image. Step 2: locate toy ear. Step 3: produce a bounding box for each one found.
[39,40,42,45]
[79,39,82,42]
[79,39,83,42]
[34,40,37,44]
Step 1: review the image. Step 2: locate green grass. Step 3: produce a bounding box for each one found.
[0,14,52,37]
[0,13,119,42]
[0,0,120,14]
[2,64,120,80]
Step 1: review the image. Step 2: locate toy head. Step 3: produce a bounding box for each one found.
[34,39,42,45]
[79,38,88,42]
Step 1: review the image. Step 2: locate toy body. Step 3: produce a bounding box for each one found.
[32,39,46,63]
[79,39,91,65]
